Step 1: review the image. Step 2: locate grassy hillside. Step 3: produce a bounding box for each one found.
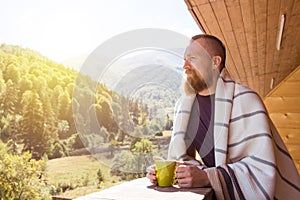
[46,155,124,199]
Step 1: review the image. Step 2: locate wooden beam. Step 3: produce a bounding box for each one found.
[265,96,300,113]
[270,82,300,97]
[265,0,281,95]
[254,0,268,95]
[269,113,300,128]
[277,128,300,144]
[286,144,300,159]
[208,1,243,81]
[240,0,258,91]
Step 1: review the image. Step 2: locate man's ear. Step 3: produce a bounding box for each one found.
[212,56,222,69]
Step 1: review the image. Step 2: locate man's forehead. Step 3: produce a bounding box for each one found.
[184,40,210,57]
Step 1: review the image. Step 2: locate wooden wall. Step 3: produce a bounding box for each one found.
[264,66,300,174]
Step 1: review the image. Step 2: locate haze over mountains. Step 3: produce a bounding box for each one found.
[62,54,88,71]
[63,49,184,83]
[63,49,186,124]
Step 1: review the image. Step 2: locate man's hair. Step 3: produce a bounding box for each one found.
[191,34,226,70]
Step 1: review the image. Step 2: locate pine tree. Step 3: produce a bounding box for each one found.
[57,90,71,120]
[0,80,21,142]
[3,79,18,115]
[0,70,6,104]
[21,90,45,159]
[40,88,58,145]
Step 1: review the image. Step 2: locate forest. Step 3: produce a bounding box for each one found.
[0,44,179,198]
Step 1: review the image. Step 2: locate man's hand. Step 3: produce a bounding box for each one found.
[146,165,157,186]
[176,162,211,188]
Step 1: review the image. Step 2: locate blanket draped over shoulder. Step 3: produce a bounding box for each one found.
[168,68,300,199]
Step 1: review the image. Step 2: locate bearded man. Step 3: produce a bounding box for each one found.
[147,34,300,200]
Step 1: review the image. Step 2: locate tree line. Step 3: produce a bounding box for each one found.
[0,44,172,160]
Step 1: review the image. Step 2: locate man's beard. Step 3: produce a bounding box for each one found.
[188,75,208,92]
[184,69,212,95]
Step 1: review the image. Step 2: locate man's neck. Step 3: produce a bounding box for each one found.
[198,90,212,96]
[198,73,218,96]
[198,83,217,96]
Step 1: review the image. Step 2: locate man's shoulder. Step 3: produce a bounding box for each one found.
[232,82,265,109]
[234,82,259,96]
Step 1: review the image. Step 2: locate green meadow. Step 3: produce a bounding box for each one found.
[46,155,123,199]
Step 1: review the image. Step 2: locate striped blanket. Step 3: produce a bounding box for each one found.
[168,68,300,199]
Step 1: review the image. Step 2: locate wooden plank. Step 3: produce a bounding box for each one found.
[270,82,300,97]
[195,2,223,36]
[240,0,259,92]
[217,3,241,81]
[254,1,267,76]
[185,0,207,33]
[245,76,255,91]
[276,0,298,85]
[292,3,300,70]
[266,0,281,71]
[251,75,260,94]
[191,3,211,33]
[277,128,300,144]
[190,0,209,6]
[225,60,240,83]
[253,0,268,96]
[264,96,300,113]
[282,0,300,77]
[288,66,300,81]
[209,1,242,80]
[269,113,300,128]
[225,1,248,82]
[259,75,265,97]
[265,0,281,95]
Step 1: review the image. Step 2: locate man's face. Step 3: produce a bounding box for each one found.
[183,40,213,93]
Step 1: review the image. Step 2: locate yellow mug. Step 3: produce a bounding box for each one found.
[155,160,176,187]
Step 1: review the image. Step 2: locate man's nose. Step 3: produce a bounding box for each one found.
[183,60,192,70]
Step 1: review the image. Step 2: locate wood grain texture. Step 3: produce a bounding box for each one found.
[185,0,300,97]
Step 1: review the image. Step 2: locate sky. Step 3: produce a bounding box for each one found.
[0,0,201,64]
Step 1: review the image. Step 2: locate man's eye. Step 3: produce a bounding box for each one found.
[184,56,197,62]
[188,56,197,61]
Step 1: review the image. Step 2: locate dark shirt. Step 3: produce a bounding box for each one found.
[186,94,215,167]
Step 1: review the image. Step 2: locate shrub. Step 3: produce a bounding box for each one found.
[0,141,51,199]
[97,168,104,188]
[82,174,89,186]
[48,142,65,159]
[97,168,104,183]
